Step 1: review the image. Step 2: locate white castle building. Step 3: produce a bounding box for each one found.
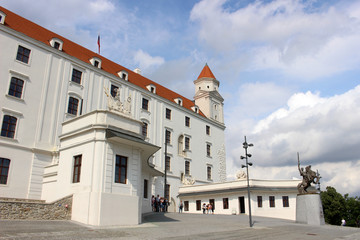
[0,7,302,225]
[0,7,226,226]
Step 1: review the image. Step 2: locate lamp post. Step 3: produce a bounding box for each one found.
[164,134,168,200]
[240,136,254,227]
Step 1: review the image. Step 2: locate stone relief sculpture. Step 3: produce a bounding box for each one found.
[104,87,131,115]
[297,153,321,194]
[181,173,195,185]
[236,170,247,180]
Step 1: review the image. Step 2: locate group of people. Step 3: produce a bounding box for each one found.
[151,195,169,212]
[202,203,214,214]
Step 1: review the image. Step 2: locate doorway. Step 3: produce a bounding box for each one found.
[209,199,215,212]
[239,197,245,214]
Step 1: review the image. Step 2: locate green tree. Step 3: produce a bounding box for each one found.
[320,186,345,225]
[344,194,360,227]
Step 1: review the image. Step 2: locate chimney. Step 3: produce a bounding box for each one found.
[134,68,141,75]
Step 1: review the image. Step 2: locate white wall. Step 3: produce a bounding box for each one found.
[1,15,226,226]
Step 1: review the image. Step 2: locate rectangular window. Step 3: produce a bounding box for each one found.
[165,156,170,171]
[257,196,263,208]
[16,45,31,64]
[282,196,289,207]
[67,96,79,115]
[166,108,171,120]
[207,166,212,180]
[184,201,189,211]
[185,116,190,127]
[143,179,148,199]
[0,157,10,184]
[94,60,99,68]
[165,130,171,144]
[142,98,149,111]
[165,184,170,200]
[185,161,190,175]
[269,196,275,208]
[72,155,82,183]
[185,137,190,150]
[223,198,229,209]
[207,144,211,157]
[206,125,210,135]
[8,77,24,98]
[1,115,17,139]
[196,200,201,211]
[142,122,148,137]
[54,41,60,50]
[71,69,82,84]
[115,155,127,184]
[110,84,119,98]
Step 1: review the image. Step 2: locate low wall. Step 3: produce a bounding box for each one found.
[0,195,72,220]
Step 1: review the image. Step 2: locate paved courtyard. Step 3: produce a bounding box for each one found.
[1,213,360,239]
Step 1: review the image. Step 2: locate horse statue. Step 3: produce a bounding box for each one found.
[297,153,321,194]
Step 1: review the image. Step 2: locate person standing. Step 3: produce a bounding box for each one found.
[208,203,213,214]
[179,201,183,213]
[202,203,206,214]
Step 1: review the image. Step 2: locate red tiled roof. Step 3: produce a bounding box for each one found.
[197,63,216,79]
[0,6,206,117]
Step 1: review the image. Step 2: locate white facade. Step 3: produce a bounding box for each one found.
[0,7,226,226]
[179,179,301,221]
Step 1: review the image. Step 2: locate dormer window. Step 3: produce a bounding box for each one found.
[117,70,128,81]
[54,42,60,49]
[146,84,156,94]
[90,57,102,69]
[174,98,182,106]
[191,105,199,113]
[50,38,63,51]
[0,11,6,25]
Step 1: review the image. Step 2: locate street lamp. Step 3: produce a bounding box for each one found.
[241,136,254,227]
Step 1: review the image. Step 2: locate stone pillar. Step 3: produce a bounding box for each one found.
[296,194,325,225]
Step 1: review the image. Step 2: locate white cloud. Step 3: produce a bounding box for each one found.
[133,50,165,73]
[89,0,115,13]
[190,0,360,79]
[226,84,360,196]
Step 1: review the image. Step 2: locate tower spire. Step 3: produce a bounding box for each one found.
[197,63,215,80]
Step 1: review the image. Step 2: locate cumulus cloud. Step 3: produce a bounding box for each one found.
[226,85,360,195]
[133,50,165,73]
[190,0,360,79]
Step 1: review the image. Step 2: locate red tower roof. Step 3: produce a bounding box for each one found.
[197,64,215,79]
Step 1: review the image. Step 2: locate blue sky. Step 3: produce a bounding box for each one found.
[3,0,360,196]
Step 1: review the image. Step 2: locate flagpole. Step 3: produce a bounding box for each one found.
[97,34,100,55]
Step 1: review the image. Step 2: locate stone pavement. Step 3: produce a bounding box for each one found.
[1,213,360,240]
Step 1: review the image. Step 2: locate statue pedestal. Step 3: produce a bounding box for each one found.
[296,194,325,225]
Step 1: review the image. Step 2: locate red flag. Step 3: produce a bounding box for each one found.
[97,35,100,54]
